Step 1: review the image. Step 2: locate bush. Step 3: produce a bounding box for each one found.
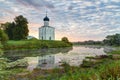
[61,37,69,43]
[0,29,8,45]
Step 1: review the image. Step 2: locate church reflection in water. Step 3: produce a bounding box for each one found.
[37,55,56,69]
[37,47,73,69]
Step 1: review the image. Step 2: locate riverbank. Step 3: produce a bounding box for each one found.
[8,52,120,80]
[3,40,72,50]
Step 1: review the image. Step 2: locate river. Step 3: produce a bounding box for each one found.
[3,45,116,70]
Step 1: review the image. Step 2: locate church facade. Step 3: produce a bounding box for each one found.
[39,14,55,40]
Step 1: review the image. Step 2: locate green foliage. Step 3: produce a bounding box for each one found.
[61,37,73,46]
[0,57,29,80]
[103,33,120,46]
[108,50,120,54]
[14,15,29,40]
[3,15,29,40]
[0,58,7,70]
[6,58,28,69]
[0,68,29,80]
[59,60,120,80]
[4,22,15,40]
[0,50,3,57]
[0,29,8,44]
[61,37,69,43]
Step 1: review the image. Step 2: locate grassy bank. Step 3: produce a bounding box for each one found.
[0,57,30,80]
[59,49,120,80]
[59,60,120,80]
[8,54,120,80]
[0,43,3,56]
[108,50,120,54]
[3,40,72,50]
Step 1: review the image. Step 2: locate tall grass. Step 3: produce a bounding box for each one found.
[59,60,120,80]
[31,59,120,80]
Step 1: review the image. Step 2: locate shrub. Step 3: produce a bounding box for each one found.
[0,29,8,45]
[61,37,69,43]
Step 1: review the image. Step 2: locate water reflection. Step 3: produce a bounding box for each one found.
[29,46,107,70]
[37,55,56,69]
[3,46,115,70]
[3,47,72,61]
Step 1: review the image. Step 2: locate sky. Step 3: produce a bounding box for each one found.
[0,0,120,42]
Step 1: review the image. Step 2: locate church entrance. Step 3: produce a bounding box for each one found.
[49,37,51,40]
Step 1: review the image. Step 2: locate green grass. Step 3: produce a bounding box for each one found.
[3,40,72,50]
[59,60,120,80]
[0,68,29,80]
[34,60,120,80]
[108,50,120,54]
[0,57,29,80]
[15,56,119,80]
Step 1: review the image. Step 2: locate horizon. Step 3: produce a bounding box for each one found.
[0,0,120,42]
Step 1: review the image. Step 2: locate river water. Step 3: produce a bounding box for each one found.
[3,45,115,70]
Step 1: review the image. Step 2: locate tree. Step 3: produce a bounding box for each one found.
[3,15,29,40]
[4,22,15,40]
[0,29,8,44]
[61,37,69,43]
[0,22,11,30]
[103,34,120,46]
[14,15,29,40]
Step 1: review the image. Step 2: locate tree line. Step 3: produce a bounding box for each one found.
[73,40,102,45]
[73,33,120,46]
[103,33,120,46]
[0,15,29,41]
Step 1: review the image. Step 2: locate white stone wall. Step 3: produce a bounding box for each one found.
[39,26,55,40]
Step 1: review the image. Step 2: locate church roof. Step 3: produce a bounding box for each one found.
[40,26,55,29]
[43,16,49,21]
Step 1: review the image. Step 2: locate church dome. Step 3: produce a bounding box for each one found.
[43,16,49,21]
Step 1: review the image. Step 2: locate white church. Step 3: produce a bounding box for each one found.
[39,13,55,40]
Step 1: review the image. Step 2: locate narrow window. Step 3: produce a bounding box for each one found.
[49,37,51,40]
[42,36,43,40]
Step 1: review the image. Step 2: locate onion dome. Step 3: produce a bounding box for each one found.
[43,16,49,21]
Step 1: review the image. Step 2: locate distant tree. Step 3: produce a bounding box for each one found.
[61,37,69,43]
[73,40,102,45]
[103,34,120,46]
[0,29,8,44]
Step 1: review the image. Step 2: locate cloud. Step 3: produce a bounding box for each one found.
[16,0,55,10]
[0,0,120,41]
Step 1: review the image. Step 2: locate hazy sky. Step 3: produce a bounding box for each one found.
[0,0,120,41]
